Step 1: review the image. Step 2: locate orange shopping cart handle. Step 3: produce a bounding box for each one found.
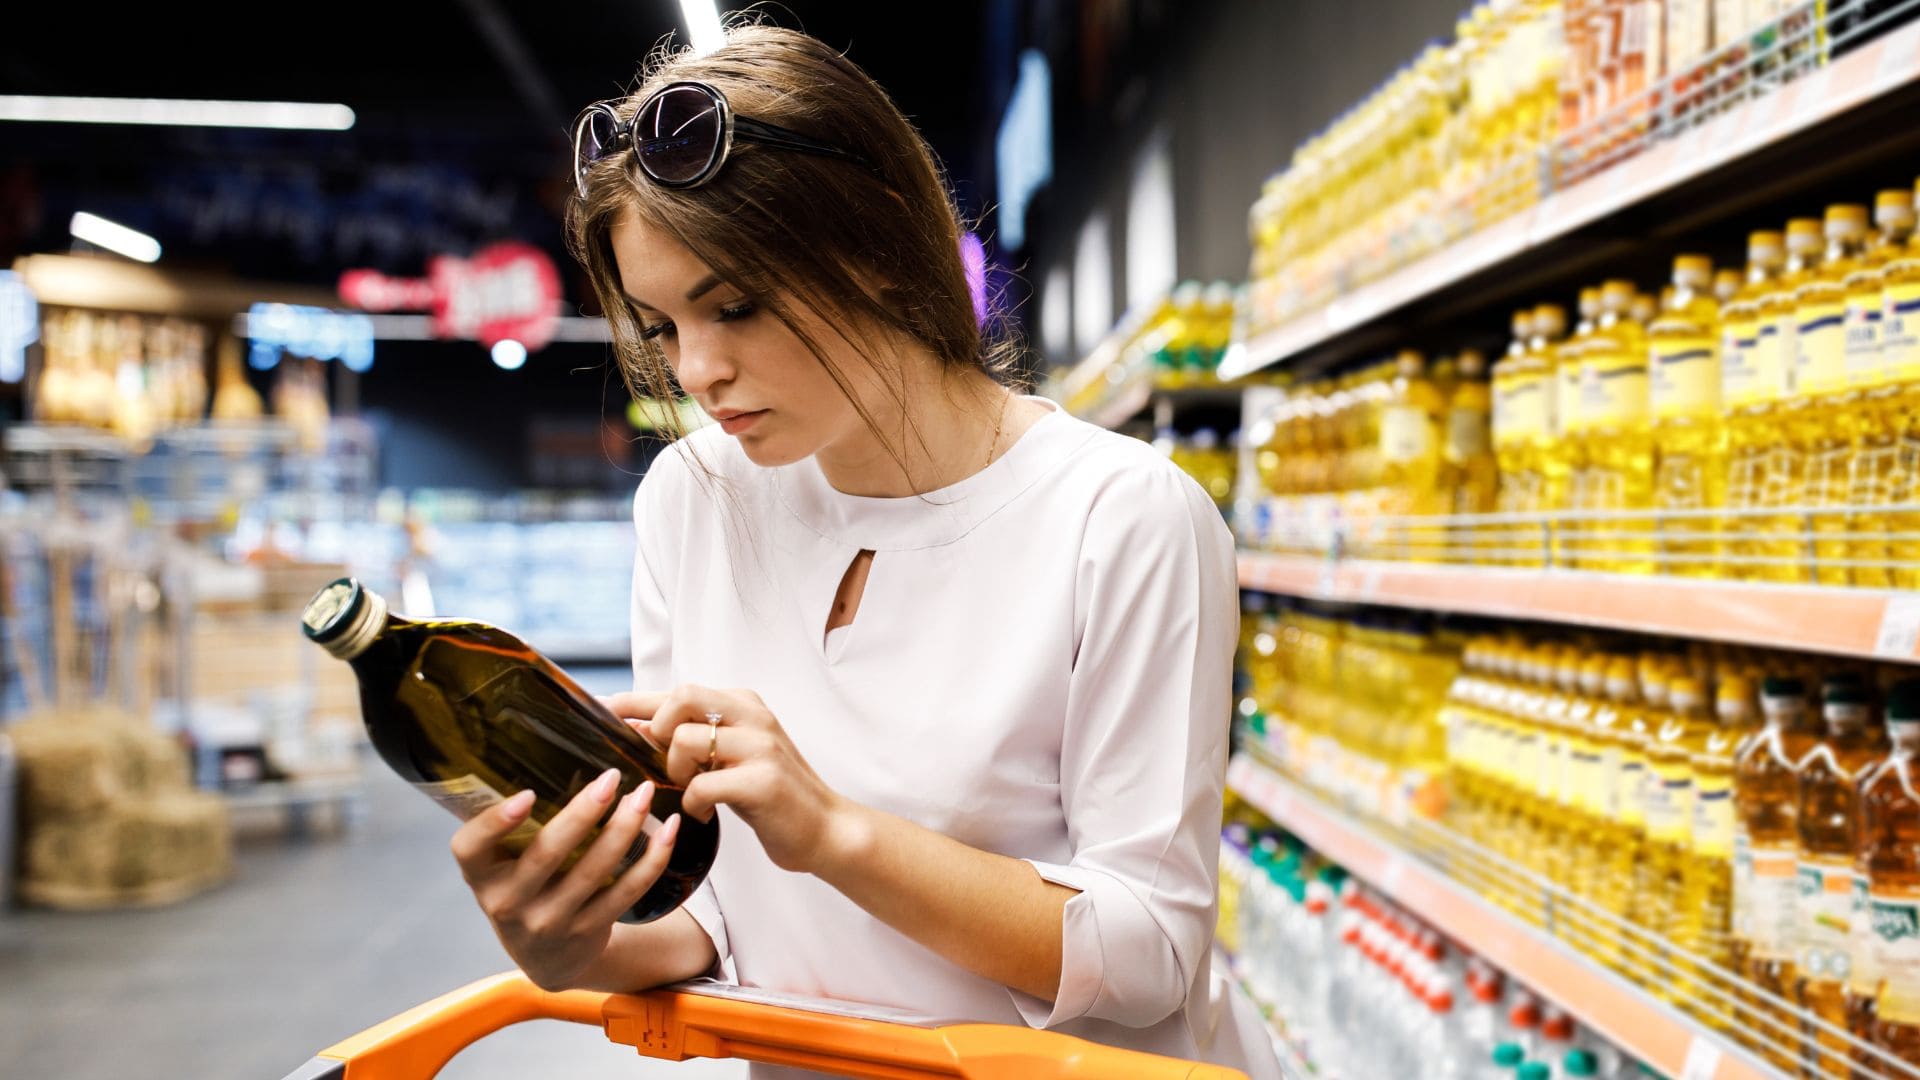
[277,970,1248,1080]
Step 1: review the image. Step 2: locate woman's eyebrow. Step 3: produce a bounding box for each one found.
[626,274,724,312]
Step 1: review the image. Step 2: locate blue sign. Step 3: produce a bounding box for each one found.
[246,303,374,373]
[0,270,38,384]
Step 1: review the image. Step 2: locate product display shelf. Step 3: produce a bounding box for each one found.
[1224,13,1920,382]
[1237,549,1920,664]
[1225,751,1779,1080]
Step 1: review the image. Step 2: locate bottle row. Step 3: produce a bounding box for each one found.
[1244,0,1913,341]
[1220,817,1654,1079]
[1240,174,1920,587]
[1235,593,1920,1075]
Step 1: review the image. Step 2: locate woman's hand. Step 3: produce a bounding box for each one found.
[605,687,863,875]
[449,768,684,992]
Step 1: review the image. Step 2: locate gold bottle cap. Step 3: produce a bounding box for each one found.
[1876,190,1915,229]
[1786,217,1824,247]
[1825,203,1869,237]
[1601,280,1637,309]
[1457,348,1488,378]
[1396,349,1426,377]
[1531,304,1568,338]
[1714,269,1741,302]
[1578,287,1602,318]
[1672,255,1713,288]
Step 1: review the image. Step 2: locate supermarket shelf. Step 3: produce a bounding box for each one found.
[1224,753,1777,1080]
[1223,16,1920,381]
[1237,549,1920,663]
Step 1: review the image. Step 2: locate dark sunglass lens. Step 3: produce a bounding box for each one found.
[635,86,722,184]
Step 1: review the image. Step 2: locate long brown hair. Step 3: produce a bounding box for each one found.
[567,24,1020,470]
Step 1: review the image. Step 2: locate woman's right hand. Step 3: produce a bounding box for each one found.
[450,767,684,991]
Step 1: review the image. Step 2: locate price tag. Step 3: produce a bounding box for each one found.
[1877,24,1920,85]
[1875,596,1920,659]
[1679,1035,1723,1080]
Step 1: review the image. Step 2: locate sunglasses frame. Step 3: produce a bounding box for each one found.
[573,80,877,196]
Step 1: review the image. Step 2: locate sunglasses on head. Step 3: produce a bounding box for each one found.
[573,80,878,196]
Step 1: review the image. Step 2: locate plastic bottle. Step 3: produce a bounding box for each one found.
[1860,679,1920,1072]
[1889,177,1920,589]
[1530,302,1572,541]
[1845,190,1917,588]
[1793,205,1873,585]
[1595,655,1652,976]
[1755,220,1827,582]
[1648,255,1725,577]
[1494,309,1545,527]
[1795,676,1884,1071]
[1447,348,1500,520]
[1582,281,1654,573]
[1675,675,1738,1027]
[1555,288,1603,565]
[1733,676,1818,1071]
[1721,231,1786,579]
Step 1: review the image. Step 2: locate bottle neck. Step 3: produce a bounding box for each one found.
[1891,721,1920,754]
[321,588,390,661]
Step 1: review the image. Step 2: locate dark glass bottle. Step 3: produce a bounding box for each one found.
[301,578,715,923]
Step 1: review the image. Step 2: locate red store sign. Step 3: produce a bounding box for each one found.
[339,242,562,351]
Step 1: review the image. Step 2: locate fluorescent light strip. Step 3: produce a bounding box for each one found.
[680,0,727,57]
[70,212,161,263]
[0,95,355,131]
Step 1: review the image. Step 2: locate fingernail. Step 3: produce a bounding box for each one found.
[663,813,682,840]
[503,790,536,820]
[621,782,654,818]
[591,768,621,803]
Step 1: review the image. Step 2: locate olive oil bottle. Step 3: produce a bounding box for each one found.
[301,578,719,924]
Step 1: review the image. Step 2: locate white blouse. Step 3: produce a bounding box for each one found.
[630,398,1280,1079]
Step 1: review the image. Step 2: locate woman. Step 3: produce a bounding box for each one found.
[449,24,1279,1079]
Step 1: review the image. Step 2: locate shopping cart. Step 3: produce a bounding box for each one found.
[277,970,1249,1079]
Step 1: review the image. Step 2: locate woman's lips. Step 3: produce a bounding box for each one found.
[715,410,767,435]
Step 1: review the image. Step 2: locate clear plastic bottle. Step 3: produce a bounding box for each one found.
[1648,255,1725,577]
[1722,231,1786,580]
[1734,676,1818,1072]
[1755,220,1827,582]
[1860,679,1920,1073]
[1582,281,1654,573]
[1792,205,1872,586]
[1845,190,1917,588]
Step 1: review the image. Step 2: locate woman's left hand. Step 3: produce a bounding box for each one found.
[602,687,861,875]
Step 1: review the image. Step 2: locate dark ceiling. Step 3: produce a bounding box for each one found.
[0,1,997,296]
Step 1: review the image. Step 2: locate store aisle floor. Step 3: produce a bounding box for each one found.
[0,667,744,1080]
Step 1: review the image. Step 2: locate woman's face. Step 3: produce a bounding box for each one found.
[609,213,875,468]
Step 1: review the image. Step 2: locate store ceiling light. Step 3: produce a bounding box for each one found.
[0,95,355,130]
[680,0,726,56]
[491,339,528,370]
[69,212,160,263]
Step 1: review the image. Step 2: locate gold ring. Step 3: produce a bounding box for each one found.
[705,711,722,772]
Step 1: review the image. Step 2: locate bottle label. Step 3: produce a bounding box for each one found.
[415,775,544,846]
[1446,408,1489,462]
[1581,356,1651,427]
[1796,858,1855,981]
[1558,363,1584,436]
[1597,746,1621,819]
[1690,777,1734,857]
[1853,874,1884,999]
[1873,891,1920,1024]
[1748,845,1800,960]
[1889,279,1920,382]
[1645,760,1691,844]
[1497,374,1547,443]
[1846,290,1887,388]
[1750,320,1791,404]
[1381,405,1435,463]
[1796,300,1849,396]
[1650,336,1720,420]
[1616,754,1648,827]
[1721,318,1756,408]
[1732,826,1754,942]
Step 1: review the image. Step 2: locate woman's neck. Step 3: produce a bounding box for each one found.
[813,362,1026,498]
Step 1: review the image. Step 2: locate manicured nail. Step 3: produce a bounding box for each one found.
[591,768,620,803]
[502,790,536,820]
[662,813,682,841]
[621,782,654,819]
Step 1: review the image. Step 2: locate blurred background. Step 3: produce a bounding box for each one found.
[7,0,1920,1078]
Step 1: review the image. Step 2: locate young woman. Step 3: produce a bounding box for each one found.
[448,24,1279,1079]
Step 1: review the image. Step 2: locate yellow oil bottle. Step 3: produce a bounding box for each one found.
[1858,679,1920,1075]
[1735,676,1818,1073]
[1649,255,1726,578]
[1379,349,1446,524]
[1793,205,1871,587]
[1719,675,1763,993]
[1530,303,1576,568]
[1493,309,1542,526]
[1723,231,1788,580]
[1593,654,1652,977]
[1755,219,1829,582]
[1672,674,1741,1029]
[1641,668,1701,999]
[1583,281,1655,573]
[1555,288,1604,562]
[1795,677,1884,1076]
[1891,177,1920,589]
[1541,647,1585,891]
[1846,190,1918,589]
[1444,348,1499,521]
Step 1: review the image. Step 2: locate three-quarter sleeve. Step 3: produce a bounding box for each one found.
[630,449,730,973]
[1015,465,1239,1030]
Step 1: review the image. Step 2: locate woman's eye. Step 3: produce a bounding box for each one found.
[639,321,675,341]
[718,301,757,322]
